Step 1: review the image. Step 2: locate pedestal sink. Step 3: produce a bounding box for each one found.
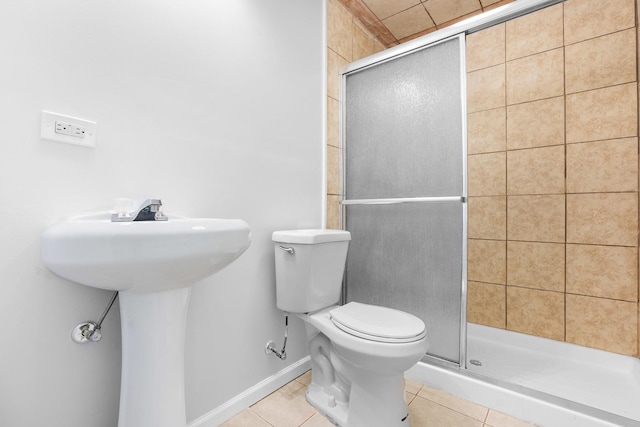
[41,212,251,427]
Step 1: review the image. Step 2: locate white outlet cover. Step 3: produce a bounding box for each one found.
[41,110,97,148]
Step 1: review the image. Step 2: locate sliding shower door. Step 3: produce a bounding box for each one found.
[342,35,466,364]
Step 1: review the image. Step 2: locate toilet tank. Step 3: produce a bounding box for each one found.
[272,229,351,313]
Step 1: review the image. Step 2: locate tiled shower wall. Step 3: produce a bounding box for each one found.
[326,0,385,229]
[327,0,640,358]
[467,0,639,356]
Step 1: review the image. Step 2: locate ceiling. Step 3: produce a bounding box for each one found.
[338,0,515,47]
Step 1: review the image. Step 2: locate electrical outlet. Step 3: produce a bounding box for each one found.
[41,111,96,148]
[72,125,86,138]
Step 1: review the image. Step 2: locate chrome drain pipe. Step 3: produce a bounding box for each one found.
[265,312,289,360]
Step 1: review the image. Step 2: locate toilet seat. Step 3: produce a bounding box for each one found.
[330,302,426,343]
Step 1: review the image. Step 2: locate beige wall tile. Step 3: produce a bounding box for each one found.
[352,22,375,61]
[468,152,506,196]
[467,281,506,329]
[327,48,348,100]
[566,294,638,356]
[566,244,638,302]
[507,145,565,195]
[507,242,565,292]
[505,3,563,61]
[506,96,564,150]
[566,138,638,193]
[327,145,341,195]
[564,0,635,45]
[506,48,564,105]
[566,83,638,143]
[328,0,353,61]
[468,196,506,240]
[326,195,340,229]
[327,97,340,148]
[466,23,505,72]
[468,239,506,284]
[507,195,565,242]
[565,29,637,94]
[468,108,506,154]
[467,64,505,113]
[507,287,564,340]
[567,193,638,246]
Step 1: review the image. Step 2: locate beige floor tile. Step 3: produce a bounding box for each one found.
[485,409,536,427]
[418,385,489,421]
[408,395,484,427]
[220,409,271,427]
[251,381,316,427]
[295,370,312,386]
[300,412,335,427]
[405,379,424,396]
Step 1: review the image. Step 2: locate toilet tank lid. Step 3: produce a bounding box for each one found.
[272,229,351,244]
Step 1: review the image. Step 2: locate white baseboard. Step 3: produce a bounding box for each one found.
[188,356,311,427]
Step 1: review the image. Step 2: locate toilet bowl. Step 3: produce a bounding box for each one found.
[272,229,428,427]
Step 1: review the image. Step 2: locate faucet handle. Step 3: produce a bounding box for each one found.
[110,198,168,222]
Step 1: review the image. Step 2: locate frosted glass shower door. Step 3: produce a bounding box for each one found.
[342,35,466,364]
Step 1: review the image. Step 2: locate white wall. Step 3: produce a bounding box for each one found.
[0,0,325,425]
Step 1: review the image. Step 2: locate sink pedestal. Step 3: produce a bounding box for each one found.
[118,287,192,427]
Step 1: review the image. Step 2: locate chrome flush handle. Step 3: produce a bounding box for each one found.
[278,245,295,255]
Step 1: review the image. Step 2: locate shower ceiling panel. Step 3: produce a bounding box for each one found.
[337,0,515,47]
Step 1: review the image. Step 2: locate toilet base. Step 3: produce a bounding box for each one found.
[306,372,410,427]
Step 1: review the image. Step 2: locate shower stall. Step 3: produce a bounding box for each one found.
[338,0,640,426]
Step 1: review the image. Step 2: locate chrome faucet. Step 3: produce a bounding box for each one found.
[111,198,168,222]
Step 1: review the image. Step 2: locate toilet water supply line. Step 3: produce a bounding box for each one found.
[265,312,289,360]
[71,291,119,344]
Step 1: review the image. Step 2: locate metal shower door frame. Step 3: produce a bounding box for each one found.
[337,0,565,368]
[340,33,468,366]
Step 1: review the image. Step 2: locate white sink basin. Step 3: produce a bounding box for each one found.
[41,211,251,427]
[41,212,251,292]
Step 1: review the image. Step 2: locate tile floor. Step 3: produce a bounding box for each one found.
[221,371,536,427]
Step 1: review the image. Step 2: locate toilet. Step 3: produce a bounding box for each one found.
[272,229,428,427]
